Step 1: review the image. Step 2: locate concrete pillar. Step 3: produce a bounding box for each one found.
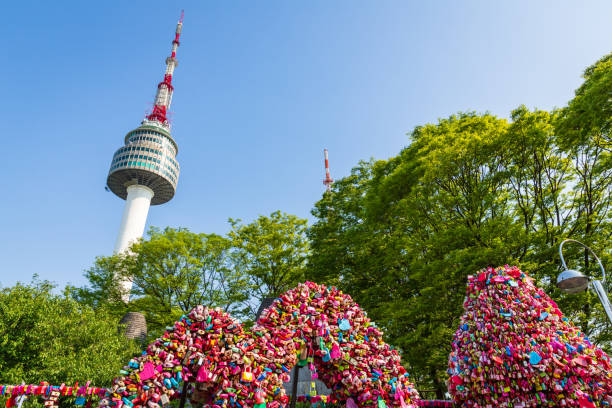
[119,311,148,342]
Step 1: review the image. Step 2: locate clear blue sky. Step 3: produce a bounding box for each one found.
[1,1,611,290]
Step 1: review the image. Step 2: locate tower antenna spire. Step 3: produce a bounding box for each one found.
[323,149,333,192]
[146,11,184,125]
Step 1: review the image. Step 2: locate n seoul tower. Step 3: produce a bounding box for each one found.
[107,12,184,302]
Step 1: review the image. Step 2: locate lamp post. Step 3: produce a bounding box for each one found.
[556,239,612,325]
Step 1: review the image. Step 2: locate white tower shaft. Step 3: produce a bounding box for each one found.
[114,185,155,302]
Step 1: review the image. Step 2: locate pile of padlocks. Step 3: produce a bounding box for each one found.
[295,395,329,404]
[414,401,454,407]
[1,383,105,408]
[448,265,612,407]
[98,281,420,408]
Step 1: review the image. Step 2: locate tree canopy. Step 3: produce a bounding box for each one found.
[228,210,310,309]
[309,90,611,395]
[72,212,310,335]
[0,279,139,386]
[72,227,251,335]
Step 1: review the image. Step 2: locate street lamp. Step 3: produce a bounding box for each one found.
[557,239,612,324]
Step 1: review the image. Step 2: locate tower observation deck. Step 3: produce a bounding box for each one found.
[107,121,180,205]
[107,13,184,302]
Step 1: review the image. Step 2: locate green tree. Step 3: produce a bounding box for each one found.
[228,211,309,313]
[308,161,375,290]
[558,52,612,148]
[70,253,128,312]
[311,113,518,397]
[309,90,612,395]
[72,227,249,335]
[377,113,516,398]
[0,278,139,386]
[555,52,612,340]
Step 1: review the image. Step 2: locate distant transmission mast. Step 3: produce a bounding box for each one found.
[323,149,333,192]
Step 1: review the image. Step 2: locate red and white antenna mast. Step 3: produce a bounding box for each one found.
[323,149,333,192]
[146,10,184,125]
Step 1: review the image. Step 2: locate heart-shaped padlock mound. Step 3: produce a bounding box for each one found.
[448,265,612,408]
[99,282,421,408]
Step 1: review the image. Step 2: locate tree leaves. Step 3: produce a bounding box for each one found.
[309,100,612,395]
[228,211,309,314]
[0,279,138,385]
[73,214,310,337]
[72,227,250,337]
